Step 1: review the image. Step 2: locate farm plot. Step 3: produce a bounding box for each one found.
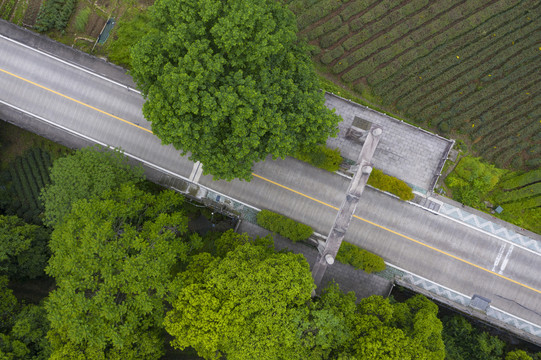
[292,0,541,171]
[490,168,541,233]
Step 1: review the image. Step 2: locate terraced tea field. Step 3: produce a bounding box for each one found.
[288,0,540,171]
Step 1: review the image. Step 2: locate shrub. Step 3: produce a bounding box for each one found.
[320,25,349,49]
[256,209,313,242]
[438,121,450,133]
[296,0,343,30]
[336,241,385,273]
[35,0,77,32]
[446,157,506,207]
[295,145,343,172]
[498,168,541,190]
[320,45,344,65]
[368,169,414,201]
[306,15,342,41]
[108,10,152,68]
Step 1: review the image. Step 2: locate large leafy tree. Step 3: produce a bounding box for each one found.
[131,0,341,180]
[0,215,50,279]
[40,146,144,227]
[442,315,505,360]
[45,185,197,359]
[164,231,316,359]
[0,303,52,360]
[335,295,445,360]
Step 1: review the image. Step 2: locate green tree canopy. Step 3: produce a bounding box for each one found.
[0,215,50,279]
[506,350,534,360]
[164,231,316,359]
[40,146,144,227]
[442,315,505,360]
[131,0,341,180]
[45,185,196,359]
[337,295,445,360]
[0,303,52,360]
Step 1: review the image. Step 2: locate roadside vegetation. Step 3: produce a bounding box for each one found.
[288,0,540,173]
[444,156,541,233]
[4,0,536,229]
[1,0,541,357]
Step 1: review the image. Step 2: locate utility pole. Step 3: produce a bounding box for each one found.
[311,125,382,290]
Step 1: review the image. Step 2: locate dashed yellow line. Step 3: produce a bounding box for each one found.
[0,68,153,134]
[3,66,540,295]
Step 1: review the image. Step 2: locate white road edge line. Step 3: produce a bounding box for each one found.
[437,211,540,257]
[3,100,541,333]
[0,34,141,94]
[5,32,537,257]
[0,99,260,213]
[387,262,541,330]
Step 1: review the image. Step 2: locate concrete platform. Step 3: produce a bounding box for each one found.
[325,93,454,193]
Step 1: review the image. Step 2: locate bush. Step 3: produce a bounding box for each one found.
[256,209,313,242]
[295,145,343,172]
[336,241,385,273]
[35,0,77,32]
[320,45,345,65]
[320,25,349,49]
[498,168,541,190]
[108,10,152,68]
[446,157,506,207]
[368,169,414,201]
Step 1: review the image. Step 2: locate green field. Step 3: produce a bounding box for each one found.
[288,0,540,171]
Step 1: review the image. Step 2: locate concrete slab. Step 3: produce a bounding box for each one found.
[325,93,454,193]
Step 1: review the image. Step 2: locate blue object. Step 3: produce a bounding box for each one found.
[495,206,503,214]
[98,18,115,45]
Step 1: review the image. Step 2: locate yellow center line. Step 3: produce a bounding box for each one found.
[252,173,541,296]
[0,67,153,134]
[3,66,540,295]
[252,173,339,210]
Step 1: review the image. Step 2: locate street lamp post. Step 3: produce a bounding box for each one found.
[311,125,383,290]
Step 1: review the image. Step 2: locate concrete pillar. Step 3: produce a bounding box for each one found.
[311,126,382,290]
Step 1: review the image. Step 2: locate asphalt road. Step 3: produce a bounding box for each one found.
[1,33,540,331]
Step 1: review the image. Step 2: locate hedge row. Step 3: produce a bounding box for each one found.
[306,15,342,41]
[0,149,52,224]
[494,182,541,204]
[336,241,386,273]
[35,0,77,32]
[339,0,374,21]
[395,16,537,110]
[295,145,343,172]
[256,209,313,242]
[368,169,414,201]
[320,45,345,65]
[320,24,350,49]
[375,1,522,99]
[363,0,488,88]
[0,0,16,19]
[296,0,343,30]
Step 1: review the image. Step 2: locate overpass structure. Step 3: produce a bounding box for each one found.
[1,20,541,345]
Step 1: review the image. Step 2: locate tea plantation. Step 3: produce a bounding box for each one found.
[288,0,540,171]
